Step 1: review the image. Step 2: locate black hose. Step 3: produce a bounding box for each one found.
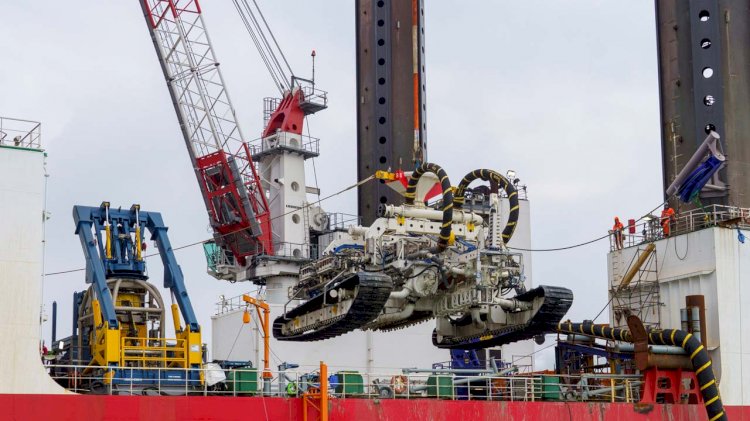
[454,169,519,243]
[557,321,727,421]
[404,163,453,252]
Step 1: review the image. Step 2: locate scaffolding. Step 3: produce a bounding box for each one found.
[610,246,661,330]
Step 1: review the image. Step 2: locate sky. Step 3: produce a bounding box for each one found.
[0,1,663,369]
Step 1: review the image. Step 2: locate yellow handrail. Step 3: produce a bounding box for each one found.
[119,337,188,367]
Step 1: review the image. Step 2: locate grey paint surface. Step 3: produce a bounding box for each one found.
[656,0,750,209]
[356,0,426,225]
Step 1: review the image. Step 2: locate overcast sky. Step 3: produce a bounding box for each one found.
[1,1,662,369]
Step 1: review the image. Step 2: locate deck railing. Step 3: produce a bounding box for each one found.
[44,363,642,403]
[0,116,42,149]
[610,204,750,251]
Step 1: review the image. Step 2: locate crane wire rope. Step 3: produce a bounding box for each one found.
[242,0,291,86]
[588,201,673,322]
[232,0,294,94]
[43,186,666,277]
[248,0,295,83]
[44,175,374,277]
[231,0,286,93]
[508,200,668,252]
[45,162,677,276]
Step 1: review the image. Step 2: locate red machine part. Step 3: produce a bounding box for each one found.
[640,368,703,405]
[262,89,306,137]
[195,147,273,263]
[143,0,201,26]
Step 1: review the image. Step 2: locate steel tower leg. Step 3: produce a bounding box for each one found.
[356,0,427,225]
[656,0,750,209]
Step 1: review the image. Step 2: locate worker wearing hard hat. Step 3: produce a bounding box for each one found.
[612,217,624,250]
[661,205,676,237]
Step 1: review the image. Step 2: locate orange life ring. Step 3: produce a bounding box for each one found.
[390,375,408,394]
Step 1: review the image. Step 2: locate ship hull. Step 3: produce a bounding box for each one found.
[1,394,748,420]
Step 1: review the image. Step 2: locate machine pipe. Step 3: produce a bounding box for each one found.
[690,306,702,345]
[51,301,57,344]
[680,308,689,332]
[404,163,453,252]
[402,367,497,375]
[495,298,532,312]
[454,169,519,242]
[376,303,415,325]
[557,321,726,421]
[665,132,724,197]
[686,295,708,348]
[470,307,486,330]
[451,367,518,385]
[615,343,686,355]
[379,204,483,224]
[389,288,412,300]
[617,243,655,289]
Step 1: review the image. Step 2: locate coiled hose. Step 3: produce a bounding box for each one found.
[404,163,453,252]
[557,321,726,421]
[454,169,519,243]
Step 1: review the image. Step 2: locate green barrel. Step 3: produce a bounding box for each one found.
[334,371,364,397]
[540,376,561,401]
[426,375,454,399]
[226,367,258,395]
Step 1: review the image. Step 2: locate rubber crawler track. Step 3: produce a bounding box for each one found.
[432,285,574,349]
[273,272,392,342]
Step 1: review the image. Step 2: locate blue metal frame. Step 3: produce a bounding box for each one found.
[73,202,200,332]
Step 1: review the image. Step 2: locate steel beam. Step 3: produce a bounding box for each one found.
[656,0,750,209]
[356,0,426,225]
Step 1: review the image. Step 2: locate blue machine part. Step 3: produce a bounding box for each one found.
[333,244,365,254]
[454,238,477,253]
[677,155,724,203]
[73,202,200,332]
[450,349,482,370]
[111,368,202,386]
[449,349,484,400]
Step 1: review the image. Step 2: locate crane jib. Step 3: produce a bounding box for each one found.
[140,0,274,263]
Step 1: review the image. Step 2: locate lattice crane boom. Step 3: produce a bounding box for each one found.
[140,0,273,267]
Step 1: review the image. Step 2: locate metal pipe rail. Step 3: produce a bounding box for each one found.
[609,204,750,251]
[44,363,652,404]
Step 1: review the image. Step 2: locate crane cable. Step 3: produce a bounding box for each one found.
[231,0,294,94]
[44,185,666,277]
[508,200,668,252]
[44,175,375,277]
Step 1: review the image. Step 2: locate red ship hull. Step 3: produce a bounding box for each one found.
[2,395,748,421]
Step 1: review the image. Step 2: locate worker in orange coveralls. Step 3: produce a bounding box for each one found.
[661,205,676,237]
[612,217,624,250]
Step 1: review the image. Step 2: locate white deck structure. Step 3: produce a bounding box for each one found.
[608,206,750,405]
[0,118,65,393]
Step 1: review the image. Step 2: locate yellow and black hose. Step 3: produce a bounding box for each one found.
[557,321,726,421]
[404,163,453,252]
[454,169,519,243]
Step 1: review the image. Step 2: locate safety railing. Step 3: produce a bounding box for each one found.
[0,116,42,149]
[610,204,750,251]
[271,241,317,260]
[215,293,253,316]
[44,363,643,403]
[247,131,320,158]
[120,337,187,367]
[325,213,361,231]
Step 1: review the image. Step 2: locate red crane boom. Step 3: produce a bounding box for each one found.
[140,0,273,266]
